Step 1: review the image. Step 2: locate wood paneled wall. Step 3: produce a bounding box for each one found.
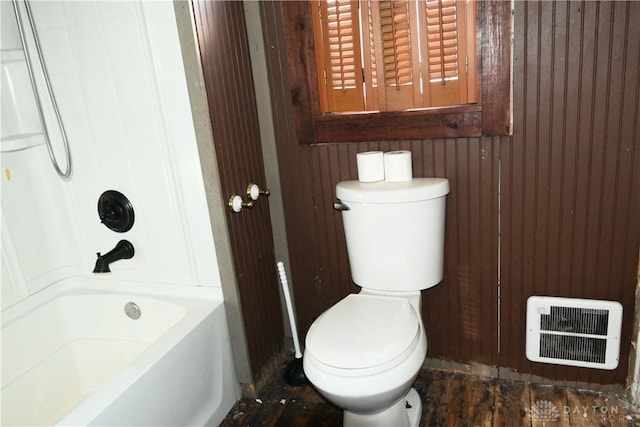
[261,1,640,386]
[193,1,284,380]
[499,1,640,385]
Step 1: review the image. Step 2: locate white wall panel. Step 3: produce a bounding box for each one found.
[1,0,222,310]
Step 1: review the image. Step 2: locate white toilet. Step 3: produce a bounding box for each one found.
[303,177,450,427]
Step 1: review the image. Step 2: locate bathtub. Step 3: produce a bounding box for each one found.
[1,278,240,426]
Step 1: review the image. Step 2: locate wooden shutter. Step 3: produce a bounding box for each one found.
[360,2,379,110]
[419,0,476,107]
[312,0,477,113]
[368,0,422,111]
[312,0,365,112]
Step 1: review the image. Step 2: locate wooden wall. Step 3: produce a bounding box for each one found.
[193,1,284,380]
[260,0,640,386]
[499,1,640,385]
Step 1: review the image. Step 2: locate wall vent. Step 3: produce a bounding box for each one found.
[526,296,623,370]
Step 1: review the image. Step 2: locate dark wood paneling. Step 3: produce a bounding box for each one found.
[261,0,640,387]
[500,1,640,385]
[192,1,283,379]
[421,136,499,366]
[262,1,499,366]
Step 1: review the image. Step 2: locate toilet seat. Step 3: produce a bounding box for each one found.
[305,294,420,371]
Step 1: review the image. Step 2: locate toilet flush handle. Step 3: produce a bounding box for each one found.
[333,200,350,211]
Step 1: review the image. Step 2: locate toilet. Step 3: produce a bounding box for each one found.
[303,177,450,427]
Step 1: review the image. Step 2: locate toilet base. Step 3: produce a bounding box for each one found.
[405,388,421,427]
[343,388,422,427]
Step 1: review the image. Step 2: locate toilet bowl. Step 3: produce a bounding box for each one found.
[303,293,426,427]
[303,176,450,427]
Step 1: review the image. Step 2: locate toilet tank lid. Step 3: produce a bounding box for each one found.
[336,178,449,203]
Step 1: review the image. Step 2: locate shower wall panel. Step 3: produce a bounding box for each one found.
[1,1,223,310]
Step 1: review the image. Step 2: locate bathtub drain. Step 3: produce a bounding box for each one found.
[125,302,141,319]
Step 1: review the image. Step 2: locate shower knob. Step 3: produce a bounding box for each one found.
[247,183,270,201]
[228,195,253,213]
[97,190,134,232]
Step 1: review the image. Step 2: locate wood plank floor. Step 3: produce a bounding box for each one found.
[220,364,640,426]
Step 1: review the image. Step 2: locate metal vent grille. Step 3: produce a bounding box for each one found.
[541,306,609,336]
[526,297,622,370]
[539,334,607,364]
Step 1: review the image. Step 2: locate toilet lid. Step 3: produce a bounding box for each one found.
[305,294,419,370]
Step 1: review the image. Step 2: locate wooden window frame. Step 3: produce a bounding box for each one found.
[281,0,511,144]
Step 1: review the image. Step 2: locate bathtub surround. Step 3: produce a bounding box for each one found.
[1,0,224,302]
[11,0,72,179]
[1,0,240,424]
[1,0,80,303]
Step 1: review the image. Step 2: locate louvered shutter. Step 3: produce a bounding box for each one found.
[360,1,379,110]
[312,0,477,113]
[312,0,365,112]
[369,0,422,111]
[419,0,476,106]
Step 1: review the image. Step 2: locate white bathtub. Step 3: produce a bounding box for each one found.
[1,278,240,426]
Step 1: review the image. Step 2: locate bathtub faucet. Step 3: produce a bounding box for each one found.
[93,240,135,273]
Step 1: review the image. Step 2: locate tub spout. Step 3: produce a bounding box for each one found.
[93,240,134,273]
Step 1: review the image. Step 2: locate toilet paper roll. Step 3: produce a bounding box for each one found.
[384,150,413,182]
[356,151,385,182]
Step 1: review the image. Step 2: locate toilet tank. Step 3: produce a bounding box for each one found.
[336,178,449,291]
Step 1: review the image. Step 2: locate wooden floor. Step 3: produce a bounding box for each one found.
[220,364,640,427]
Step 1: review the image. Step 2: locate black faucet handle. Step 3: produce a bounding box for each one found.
[97,191,134,232]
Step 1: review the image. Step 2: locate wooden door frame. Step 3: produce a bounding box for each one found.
[242,1,297,343]
[172,0,296,389]
[173,0,253,385]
